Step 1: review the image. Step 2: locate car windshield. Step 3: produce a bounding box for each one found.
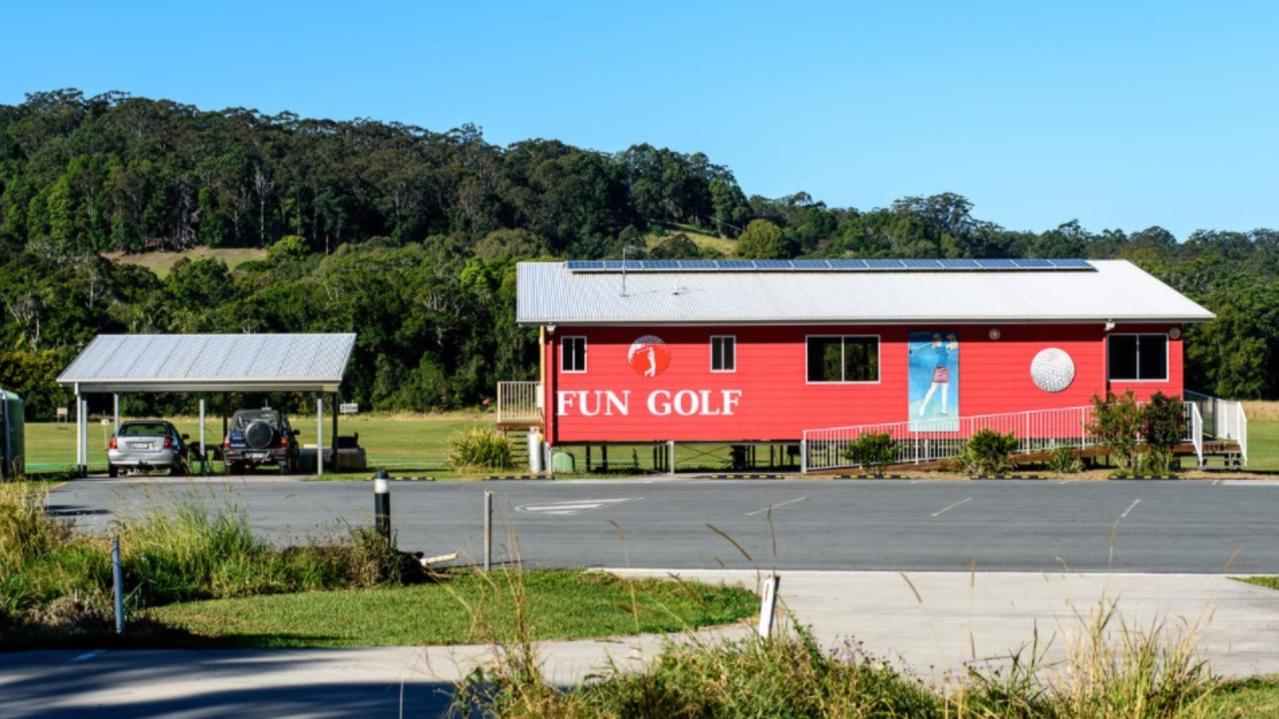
[233,411,280,430]
[120,422,169,437]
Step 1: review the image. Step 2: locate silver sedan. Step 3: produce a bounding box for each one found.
[107,420,188,477]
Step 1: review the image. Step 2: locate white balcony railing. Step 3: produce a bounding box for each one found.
[801,398,1233,473]
[497,381,543,425]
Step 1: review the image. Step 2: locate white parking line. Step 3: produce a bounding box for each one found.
[745,496,807,517]
[1120,498,1142,519]
[931,497,972,518]
[68,649,105,664]
[515,498,638,516]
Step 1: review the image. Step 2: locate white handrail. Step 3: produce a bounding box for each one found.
[1190,402,1204,468]
[497,381,543,425]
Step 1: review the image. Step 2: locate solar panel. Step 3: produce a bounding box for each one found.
[1014,258,1054,268]
[828,259,869,269]
[864,259,906,269]
[791,259,832,269]
[974,258,1017,269]
[564,258,1094,273]
[901,259,943,270]
[1049,258,1092,269]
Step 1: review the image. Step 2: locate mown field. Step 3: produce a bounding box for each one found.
[22,408,1279,479]
[104,246,267,277]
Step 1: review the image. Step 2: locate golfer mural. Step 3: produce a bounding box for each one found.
[909,331,960,431]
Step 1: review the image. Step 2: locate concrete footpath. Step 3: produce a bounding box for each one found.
[2,572,1277,717]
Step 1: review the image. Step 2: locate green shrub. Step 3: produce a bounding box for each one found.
[1143,392,1185,475]
[450,427,515,470]
[843,432,896,476]
[957,429,1018,477]
[1047,446,1083,474]
[1089,391,1144,469]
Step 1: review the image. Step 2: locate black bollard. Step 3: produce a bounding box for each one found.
[373,469,391,542]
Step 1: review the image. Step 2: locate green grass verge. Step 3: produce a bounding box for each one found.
[1201,677,1279,718]
[144,569,756,648]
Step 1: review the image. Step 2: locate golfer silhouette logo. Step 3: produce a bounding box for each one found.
[627,335,671,377]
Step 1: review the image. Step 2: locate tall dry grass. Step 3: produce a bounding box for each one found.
[450,517,1222,719]
[1,483,417,644]
[1241,400,1279,421]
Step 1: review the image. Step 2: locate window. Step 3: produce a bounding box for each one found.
[711,335,736,372]
[561,336,587,373]
[806,336,879,383]
[1108,334,1168,381]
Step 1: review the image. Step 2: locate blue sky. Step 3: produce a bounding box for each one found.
[4,1,1277,238]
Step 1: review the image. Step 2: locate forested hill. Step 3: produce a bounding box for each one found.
[1,89,1277,418]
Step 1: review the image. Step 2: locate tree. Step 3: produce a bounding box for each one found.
[735,219,787,259]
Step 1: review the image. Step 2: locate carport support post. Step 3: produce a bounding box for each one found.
[198,398,207,475]
[112,394,119,435]
[667,440,675,476]
[315,396,324,477]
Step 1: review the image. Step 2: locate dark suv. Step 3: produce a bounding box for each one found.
[223,408,299,474]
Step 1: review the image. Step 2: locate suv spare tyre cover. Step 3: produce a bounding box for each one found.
[245,420,275,449]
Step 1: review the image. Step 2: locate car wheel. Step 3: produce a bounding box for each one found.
[107,463,118,478]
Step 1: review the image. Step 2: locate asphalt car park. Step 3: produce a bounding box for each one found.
[49,476,1279,574]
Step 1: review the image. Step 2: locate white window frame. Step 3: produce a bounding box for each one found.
[710,335,737,373]
[1106,332,1169,382]
[804,334,881,384]
[561,335,588,374]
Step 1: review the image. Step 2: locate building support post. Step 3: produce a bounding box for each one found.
[800,439,808,474]
[198,398,207,475]
[112,394,120,435]
[667,440,675,476]
[316,396,324,477]
[74,390,84,476]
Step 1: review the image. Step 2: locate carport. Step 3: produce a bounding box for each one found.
[56,333,356,476]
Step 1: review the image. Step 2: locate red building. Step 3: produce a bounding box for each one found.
[504,259,1239,471]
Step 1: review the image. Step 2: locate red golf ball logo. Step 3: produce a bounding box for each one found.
[628,335,671,377]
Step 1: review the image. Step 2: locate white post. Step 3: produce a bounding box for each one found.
[74,392,83,474]
[667,440,675,476]
[112,394,120,434]
[316,397,324,477]
[82,397,90,472]
[198,398,207,474]
[800,439,807,473]
[757,574,780,639]
[483,490,493,571]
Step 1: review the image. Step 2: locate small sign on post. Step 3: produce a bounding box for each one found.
[757,574,780,639]
[340,402,360,415]
[56,406,68,423]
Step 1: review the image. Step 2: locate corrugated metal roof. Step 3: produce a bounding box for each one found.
[57,333,356,393]
[516,260,1215,325]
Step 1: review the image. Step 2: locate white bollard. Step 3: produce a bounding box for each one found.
[758,574,780,639]
[483,490,493,571]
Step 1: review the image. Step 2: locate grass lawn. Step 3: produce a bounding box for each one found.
[645,223,736,255]
[1243,418,1279,472]
[143,569,756,649]
[104,246,267,278]
[1201,677,1279,717]
[23,411,489,478]
[23,409,1279,479]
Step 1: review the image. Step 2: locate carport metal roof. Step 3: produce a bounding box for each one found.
[57,333,357,393]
